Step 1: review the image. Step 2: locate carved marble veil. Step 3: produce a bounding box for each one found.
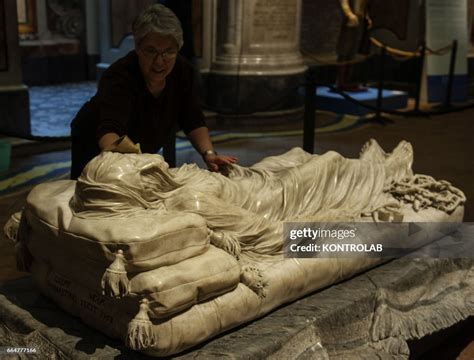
[70,140,420,264]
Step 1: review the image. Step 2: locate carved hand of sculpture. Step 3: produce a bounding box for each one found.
[208,229,241,259]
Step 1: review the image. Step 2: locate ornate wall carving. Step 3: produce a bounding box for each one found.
[47,0,84,39]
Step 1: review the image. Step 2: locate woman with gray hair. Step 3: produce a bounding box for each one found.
[70,4,237,180]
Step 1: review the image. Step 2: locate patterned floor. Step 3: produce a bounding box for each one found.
[29,81,97,137]
[28,81,370,138]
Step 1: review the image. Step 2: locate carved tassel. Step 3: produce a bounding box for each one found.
[14,212,32,272]
[240,266,268,299]
[15,241,33,272]
[101,249,129,298]
[3,211,22,243]
[126,298,157,350]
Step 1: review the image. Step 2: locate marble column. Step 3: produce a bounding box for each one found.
[85,0,100,79]
[0,0,30,136]
[198,0,214,73]
[205,0,307,114]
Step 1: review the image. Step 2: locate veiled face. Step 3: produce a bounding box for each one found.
[82,153,171,191]
[135,153,170,173]
[75,153,175,211]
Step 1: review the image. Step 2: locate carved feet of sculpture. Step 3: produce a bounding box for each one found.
[360,139,388,163]
[385,141,414,184]
[360,139,414,184]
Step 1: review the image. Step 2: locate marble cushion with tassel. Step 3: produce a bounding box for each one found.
[24,180,211,276]
[30,244,241,318]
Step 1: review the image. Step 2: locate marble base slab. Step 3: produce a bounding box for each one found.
[1,235,473,359]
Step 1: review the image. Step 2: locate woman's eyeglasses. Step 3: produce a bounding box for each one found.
[140,47,178,61]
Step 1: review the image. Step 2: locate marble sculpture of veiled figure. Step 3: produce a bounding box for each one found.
[71,139,414,266]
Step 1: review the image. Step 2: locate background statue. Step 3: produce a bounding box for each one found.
[336,0,371,91]
[336,0,411,91]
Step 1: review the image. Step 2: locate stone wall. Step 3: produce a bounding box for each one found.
[300,0,342,56]
[0,0,30,136]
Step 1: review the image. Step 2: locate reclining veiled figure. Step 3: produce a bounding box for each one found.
[5,139,466,356]
[74,139,413,257]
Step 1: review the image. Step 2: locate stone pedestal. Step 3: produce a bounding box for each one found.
[0,0,30,136]
[0,251,472,358]
[205,0,307,114]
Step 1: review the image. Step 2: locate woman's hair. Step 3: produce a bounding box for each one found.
[132,4,183,49]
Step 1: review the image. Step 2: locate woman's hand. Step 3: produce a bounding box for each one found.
[347,13,359,27]
[187,127,238,175]
[204,153,238,175]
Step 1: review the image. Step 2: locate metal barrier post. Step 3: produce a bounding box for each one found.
[445,39,458,107]
[375,46,386,120]
[303,68,316,153]
[371,45,393,124]
[414,41,426,112]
